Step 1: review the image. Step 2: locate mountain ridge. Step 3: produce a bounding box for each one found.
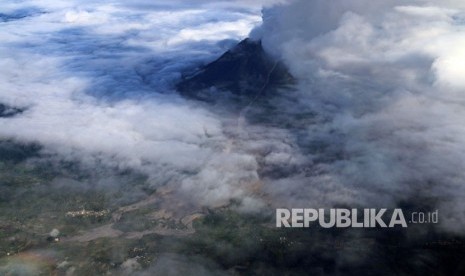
[177,39,294,101]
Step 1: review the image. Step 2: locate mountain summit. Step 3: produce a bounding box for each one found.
[177,39,294,101]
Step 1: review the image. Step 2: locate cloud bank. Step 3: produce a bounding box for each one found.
[0,0,265,209]
[1,0,465,234]
[253,0,465,232]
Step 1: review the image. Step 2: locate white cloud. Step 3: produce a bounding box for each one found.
[2,0,465,234]
[0,0,266,209]
[254,0,465,233]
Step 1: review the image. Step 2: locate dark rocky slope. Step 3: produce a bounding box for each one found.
[177,39,294,101]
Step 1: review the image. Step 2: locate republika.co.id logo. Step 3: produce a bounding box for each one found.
[276,208,439,228]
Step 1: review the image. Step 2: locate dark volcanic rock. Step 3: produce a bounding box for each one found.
[177,39,294,101]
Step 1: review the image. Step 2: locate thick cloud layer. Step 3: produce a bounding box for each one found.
[254,0,465,232]
[1,0,465,234]
[0,0,265,209]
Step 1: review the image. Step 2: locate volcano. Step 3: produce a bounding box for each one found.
[177,39,294,101]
